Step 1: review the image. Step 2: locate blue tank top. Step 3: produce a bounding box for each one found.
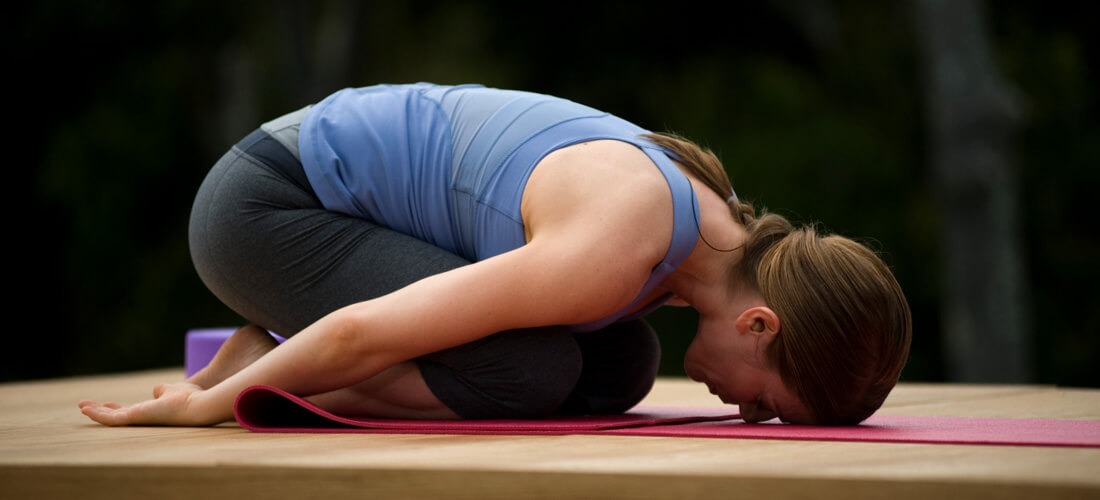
[298,83,701,332]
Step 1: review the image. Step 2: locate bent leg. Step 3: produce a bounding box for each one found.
[413,320,660,419]
[190,128,585,419]
[189,129,471,336]
[306,327,587,420]
[307,362,461,419]
[557,319,661,415]
[418,327,583,419]
[188,130,472,412]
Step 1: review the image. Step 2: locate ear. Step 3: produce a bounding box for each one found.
[735,306,781,367]
[735,306,781,343]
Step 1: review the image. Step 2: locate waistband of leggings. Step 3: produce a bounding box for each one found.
[235,128,316,196]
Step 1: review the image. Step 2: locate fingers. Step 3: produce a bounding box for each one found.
[78,401,131,426]
[78,399,154,426]
[79,382,208,427]
[78,400,120,410]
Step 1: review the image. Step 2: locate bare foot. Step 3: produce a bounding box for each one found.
[185,324,280,389]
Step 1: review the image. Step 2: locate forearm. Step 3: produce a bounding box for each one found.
[191,242,639,425]
[192,310,397,424]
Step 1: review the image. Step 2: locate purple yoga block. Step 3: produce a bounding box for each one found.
[184,327,286,377]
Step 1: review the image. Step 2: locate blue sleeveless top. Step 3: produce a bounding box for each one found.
[298,83,701,332]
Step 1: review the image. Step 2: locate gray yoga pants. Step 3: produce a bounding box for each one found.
[188,110,660,418]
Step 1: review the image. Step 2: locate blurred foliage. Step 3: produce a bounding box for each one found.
[5,0,1096,387]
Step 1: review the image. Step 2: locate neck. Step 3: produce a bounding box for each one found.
[662,177,749,317]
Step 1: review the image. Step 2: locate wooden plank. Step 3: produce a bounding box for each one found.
[3,465,1097,500]
[1,369,1097,500]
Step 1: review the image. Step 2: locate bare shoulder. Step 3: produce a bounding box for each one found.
[523,139,673,233]
[518,139,675,313]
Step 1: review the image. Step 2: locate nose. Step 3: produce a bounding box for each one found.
[739,402,777,423]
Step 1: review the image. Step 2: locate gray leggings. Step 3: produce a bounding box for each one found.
[188,113,660,419]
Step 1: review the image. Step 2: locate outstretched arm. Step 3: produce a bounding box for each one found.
[79,233,656,426]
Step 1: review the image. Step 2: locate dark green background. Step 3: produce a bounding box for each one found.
[7,1,1097,387]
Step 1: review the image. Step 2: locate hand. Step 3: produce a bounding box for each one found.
[78,381,220,427]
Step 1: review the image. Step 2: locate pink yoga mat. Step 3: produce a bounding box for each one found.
[604,414,1100,447]
[234,385,1100,448]
[235,384,740,434]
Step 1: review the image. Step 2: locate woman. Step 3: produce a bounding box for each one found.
[79,82,911,426]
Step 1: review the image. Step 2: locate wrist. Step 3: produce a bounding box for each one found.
[188,388,236,426]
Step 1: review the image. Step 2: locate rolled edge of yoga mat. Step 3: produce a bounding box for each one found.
[185,327,287,377]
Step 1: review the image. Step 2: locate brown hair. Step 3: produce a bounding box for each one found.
[643,131,913,425]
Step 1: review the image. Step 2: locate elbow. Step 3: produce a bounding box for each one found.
[311,311,377,369]
[309,306,410,377]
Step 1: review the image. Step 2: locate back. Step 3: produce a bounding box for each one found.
[299,82,655,260]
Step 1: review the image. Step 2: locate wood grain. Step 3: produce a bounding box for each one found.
[1,369,1097,499]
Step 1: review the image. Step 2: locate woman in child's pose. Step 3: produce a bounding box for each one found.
[80,83,911,427]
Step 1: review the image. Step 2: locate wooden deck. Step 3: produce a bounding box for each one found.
[1,368,1098,499]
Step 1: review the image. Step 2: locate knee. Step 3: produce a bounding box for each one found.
[559,320,661,415]
[502,331,583,417]
[418,328,582,419]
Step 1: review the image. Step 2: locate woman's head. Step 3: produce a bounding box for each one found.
[739,214,913,425]
[644,131,912,425]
